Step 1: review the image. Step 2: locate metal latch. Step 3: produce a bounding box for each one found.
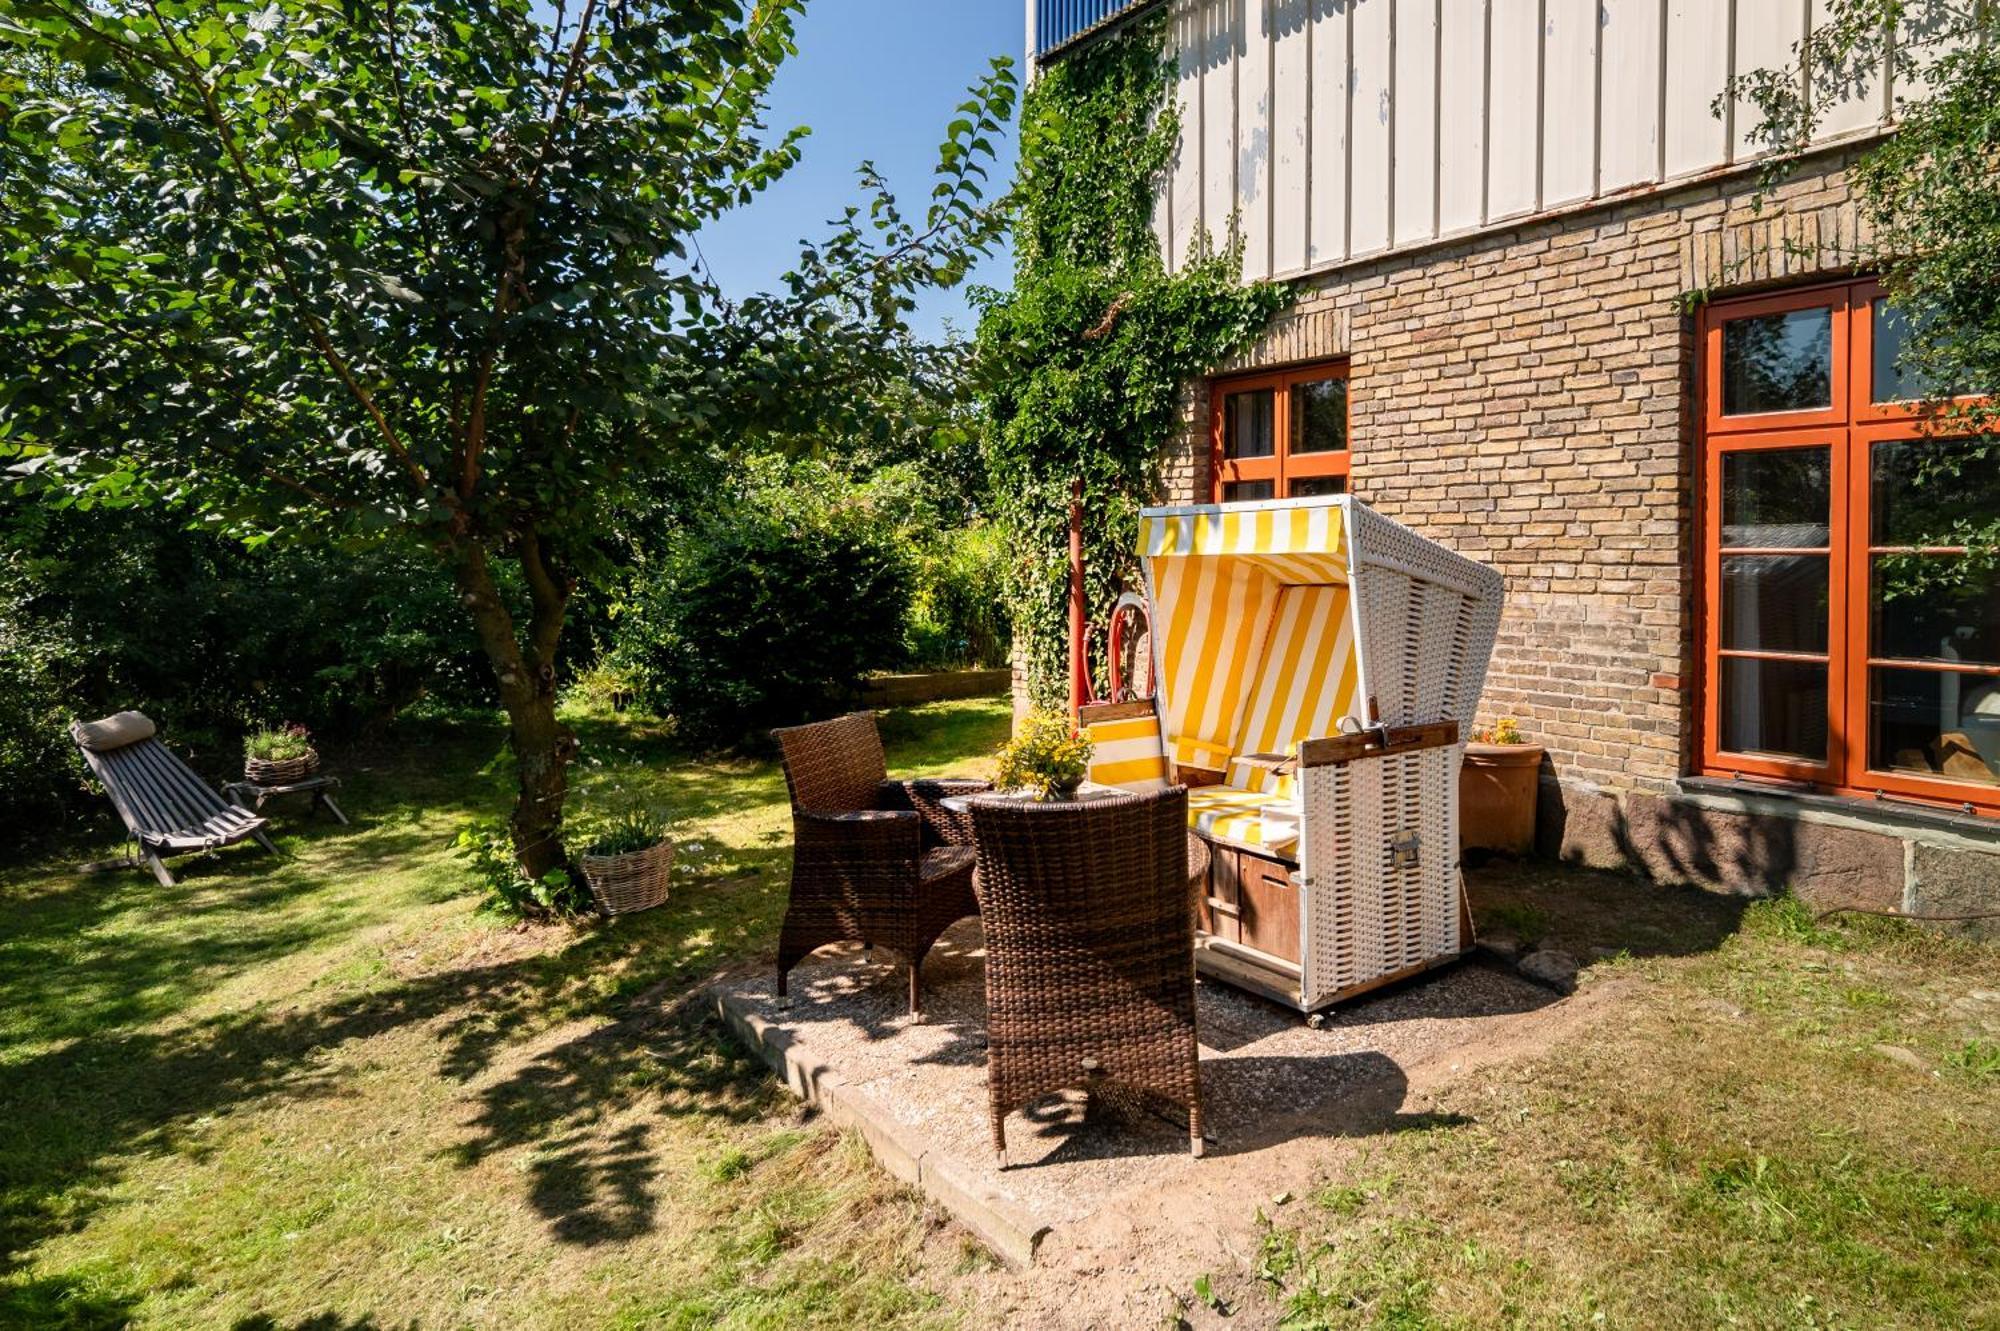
[1391,831,1422,869]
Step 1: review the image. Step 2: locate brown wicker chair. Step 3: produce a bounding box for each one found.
[970,786,1206,1165]
[773,712,989,1014]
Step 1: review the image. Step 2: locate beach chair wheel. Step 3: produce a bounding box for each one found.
[1306,1012,1327,1030]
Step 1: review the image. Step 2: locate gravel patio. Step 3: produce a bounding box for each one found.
[709,915,1565,1264]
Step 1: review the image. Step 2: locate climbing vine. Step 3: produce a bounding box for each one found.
[974,15,1290,708]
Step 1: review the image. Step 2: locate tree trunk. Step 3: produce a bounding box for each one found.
[451,538,576,879]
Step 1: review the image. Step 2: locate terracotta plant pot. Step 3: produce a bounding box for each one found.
[1460,742,1543,855]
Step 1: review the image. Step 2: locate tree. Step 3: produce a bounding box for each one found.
[1731,0,1998,589]
[0,1,1014,874]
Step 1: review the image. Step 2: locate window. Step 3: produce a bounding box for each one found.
[1211,364,1351,502]
[1701,280,1999,812]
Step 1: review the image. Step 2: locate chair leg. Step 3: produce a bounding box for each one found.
[908,958,922,1016]
[252,830,280,856]
[1189,1103,1206,1159]
[992,1115,1008,1169]
[141,849,176,889]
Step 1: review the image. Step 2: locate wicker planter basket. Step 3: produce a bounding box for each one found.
[244,748,319,785]
[580,838,673,917]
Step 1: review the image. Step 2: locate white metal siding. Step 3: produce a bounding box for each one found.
[1155,0,1918,282]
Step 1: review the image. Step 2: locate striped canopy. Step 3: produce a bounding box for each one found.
[1138,498,1362,780]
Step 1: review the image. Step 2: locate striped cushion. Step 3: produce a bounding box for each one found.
[1084,714,1169,791]
[1186,784,1301,857]
[1226,756,1298,802]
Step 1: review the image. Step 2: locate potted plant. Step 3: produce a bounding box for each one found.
[1460,716,1544,856]
[574,805,674,917]
[994,710,1094,800]
[244,722,319,784]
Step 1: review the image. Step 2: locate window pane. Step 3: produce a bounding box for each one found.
[1222,479,1275,502]
[1289,378,1348,454]
[1872,556,2000,667]
[1288,475,1347,498]
[1722,306,1833,415]
[1719,657,1829,762]
[1869,667,2000,788]
[1721,448,1831,548]
[1721,555,1829,654]
[1871,298,1961,404]
[1870,438,2000,547]
[1223,390,1275,460]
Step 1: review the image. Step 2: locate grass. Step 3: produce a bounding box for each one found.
[5,700,1996,1330]
[0,698,1010,1331]
[1230,891,2000,1331]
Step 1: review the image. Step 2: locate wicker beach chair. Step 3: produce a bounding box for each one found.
[70,712,278,888]
[772,712,989,1014]
[970,786,1206,1165]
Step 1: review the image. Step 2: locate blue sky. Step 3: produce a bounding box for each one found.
[692,2,1024,343]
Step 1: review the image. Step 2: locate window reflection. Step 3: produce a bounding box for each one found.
[1720,658,1829,762]
[1723,307,1833,415]
[1721,448,1831,548]
[1289,379,1348,454]
[1223,391,1275,460]
[1871,668,2000,787]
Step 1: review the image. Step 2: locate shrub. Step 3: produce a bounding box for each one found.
[906,521,1012,670]
[0,619,85,832]
[0,504,514,839]
[618,460,916,745]
[453,821,593,919]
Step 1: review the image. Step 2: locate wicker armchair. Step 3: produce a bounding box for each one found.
[773,712,990,1014]
[970,786,1206,1165]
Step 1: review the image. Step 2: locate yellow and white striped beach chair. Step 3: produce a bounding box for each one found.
[1085,495,1504,1013]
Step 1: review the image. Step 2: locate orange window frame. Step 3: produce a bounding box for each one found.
[1698,278,2000,815]
[1210,363,1352,501]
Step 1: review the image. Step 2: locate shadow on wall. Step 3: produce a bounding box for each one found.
[1540,776,1798,894]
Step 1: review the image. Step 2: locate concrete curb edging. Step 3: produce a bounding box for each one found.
[708,987,1052,1268]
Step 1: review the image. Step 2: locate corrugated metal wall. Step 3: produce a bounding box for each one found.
[1152,0,1928,281]
[1034,0,1166,60]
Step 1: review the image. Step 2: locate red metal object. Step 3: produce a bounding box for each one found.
[1068,476,1088,720]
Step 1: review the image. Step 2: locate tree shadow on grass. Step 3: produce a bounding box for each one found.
[0,1268,141,1331]
[0,856,797,1283]
[230,1314,414,1331]
[0,702,1010,1282]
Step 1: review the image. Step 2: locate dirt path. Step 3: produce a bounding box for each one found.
[949,972,1642,1330]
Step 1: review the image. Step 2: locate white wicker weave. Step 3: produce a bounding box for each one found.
[1299,741,1462,1009]
[1346,501,1506,731]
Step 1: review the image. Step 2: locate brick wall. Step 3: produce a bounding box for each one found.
[1160,149,1876,803]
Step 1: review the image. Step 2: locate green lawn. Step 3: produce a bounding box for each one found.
[0,699,1011,1330]
[1230,888,2000,1330]
[3,700,1996,1330]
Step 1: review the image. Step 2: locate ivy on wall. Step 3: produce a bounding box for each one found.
[974,15,1291,709]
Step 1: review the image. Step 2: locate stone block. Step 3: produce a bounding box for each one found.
[1907,843,2000,940]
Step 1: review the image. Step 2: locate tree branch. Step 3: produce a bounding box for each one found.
[131,0,434,499]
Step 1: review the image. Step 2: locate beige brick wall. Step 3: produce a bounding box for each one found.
[1160,150,1874,799]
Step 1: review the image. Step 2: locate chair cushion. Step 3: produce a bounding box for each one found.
[919,845,976,883]
[72,711,157,752]
[1186,784,1301,857]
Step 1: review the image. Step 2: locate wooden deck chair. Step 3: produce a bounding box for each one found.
[70,712,278,887]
